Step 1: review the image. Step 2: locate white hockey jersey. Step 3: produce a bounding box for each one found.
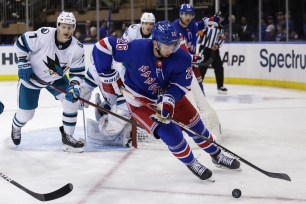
[122,24,152,42]
[15,27,85,89]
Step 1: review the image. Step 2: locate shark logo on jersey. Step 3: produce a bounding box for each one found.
[43,53,68,76]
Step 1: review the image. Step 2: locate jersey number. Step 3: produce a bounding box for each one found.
[29,33,37,38]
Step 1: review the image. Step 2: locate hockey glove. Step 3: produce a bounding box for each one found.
[0,101,4,114]
[192,54,204,64]
[203,16,219,28]
[18,61,33,82]
[100,70,123,95]
[65,81,80,103]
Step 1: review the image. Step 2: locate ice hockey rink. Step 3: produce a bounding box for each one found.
[0,81,305,204]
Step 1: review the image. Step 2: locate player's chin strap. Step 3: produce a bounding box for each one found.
[155,42,163,58]
[120,87,291,182]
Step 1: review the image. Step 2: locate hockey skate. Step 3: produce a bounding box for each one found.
[59,126,84,153]
[187,159,214,181]
[217,87,228,94]
[211,150,240,170]
[11,125,21,145]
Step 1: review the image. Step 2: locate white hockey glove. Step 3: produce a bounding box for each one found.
[203,16,220,28]
[100,70,123,95]
[151,94,175,124]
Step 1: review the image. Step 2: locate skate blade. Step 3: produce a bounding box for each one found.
[63,144,84,153]
[214,164,242,171]
[206,177,215,182]
[218,91,228,94]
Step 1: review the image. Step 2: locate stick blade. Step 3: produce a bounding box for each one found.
[266,172,291,181]
[42,183,73,201]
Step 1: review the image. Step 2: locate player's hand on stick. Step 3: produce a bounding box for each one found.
[18,61,33,82]
[65,81,80,103]
[150,113,171,124]
[100,70,123,95]
[156,94,175,119]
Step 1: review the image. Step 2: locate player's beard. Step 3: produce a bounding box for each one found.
[180,18,190,27]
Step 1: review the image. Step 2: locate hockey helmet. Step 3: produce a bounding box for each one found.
[57,11,76,30]
[140,12,156,24]
[179,4,195,15]
[152,21,179,45]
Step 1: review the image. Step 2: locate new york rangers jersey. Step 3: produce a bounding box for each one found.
[92,37,193,107]
[121,24,152,42]
[14,27,85,89]
[173,19,205,54]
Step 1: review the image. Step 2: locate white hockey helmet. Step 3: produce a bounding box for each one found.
[140,12,155,24]
[57,11,76,30]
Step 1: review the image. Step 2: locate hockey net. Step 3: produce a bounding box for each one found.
[131,76,222,149]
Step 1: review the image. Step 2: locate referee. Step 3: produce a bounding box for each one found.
[198,11,227,94]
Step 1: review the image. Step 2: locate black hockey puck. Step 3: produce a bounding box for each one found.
[232,188,241,198]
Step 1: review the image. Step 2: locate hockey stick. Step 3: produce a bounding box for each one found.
[120,88,291,182]
[81,102,87,146]
[0,172,73,201]
[32,77,140,128]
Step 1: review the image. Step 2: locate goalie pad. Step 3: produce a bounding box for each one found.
[87,103,131,147]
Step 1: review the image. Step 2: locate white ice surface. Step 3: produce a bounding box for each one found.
[0,81,306,204]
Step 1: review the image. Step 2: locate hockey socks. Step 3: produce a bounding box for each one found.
[188,120,219,154]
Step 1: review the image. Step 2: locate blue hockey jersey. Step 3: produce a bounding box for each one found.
[173,19,205,54]
[92,37,193,106]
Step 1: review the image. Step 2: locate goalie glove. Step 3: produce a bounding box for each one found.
[100,70,123,95]
[65,80,80,103]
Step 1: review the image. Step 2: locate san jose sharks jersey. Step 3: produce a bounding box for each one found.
[172,19,205,54]
[92,37,193,107]
[121,24,152,42]
[14,27,85,89]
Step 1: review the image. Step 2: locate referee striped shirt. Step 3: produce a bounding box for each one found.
[200,26,225,49]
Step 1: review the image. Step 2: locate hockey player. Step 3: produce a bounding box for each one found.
[173,4,218,94]
[0,101,4,114]
[198,11,228,94]
[11,11,85,152]
[122,12,155,41]
[91,21,240,180]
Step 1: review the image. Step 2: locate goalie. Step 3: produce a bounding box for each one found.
[86,92,132,147]
[78,12,157,147]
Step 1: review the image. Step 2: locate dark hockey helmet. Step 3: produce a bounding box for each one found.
[152,21,179,45]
